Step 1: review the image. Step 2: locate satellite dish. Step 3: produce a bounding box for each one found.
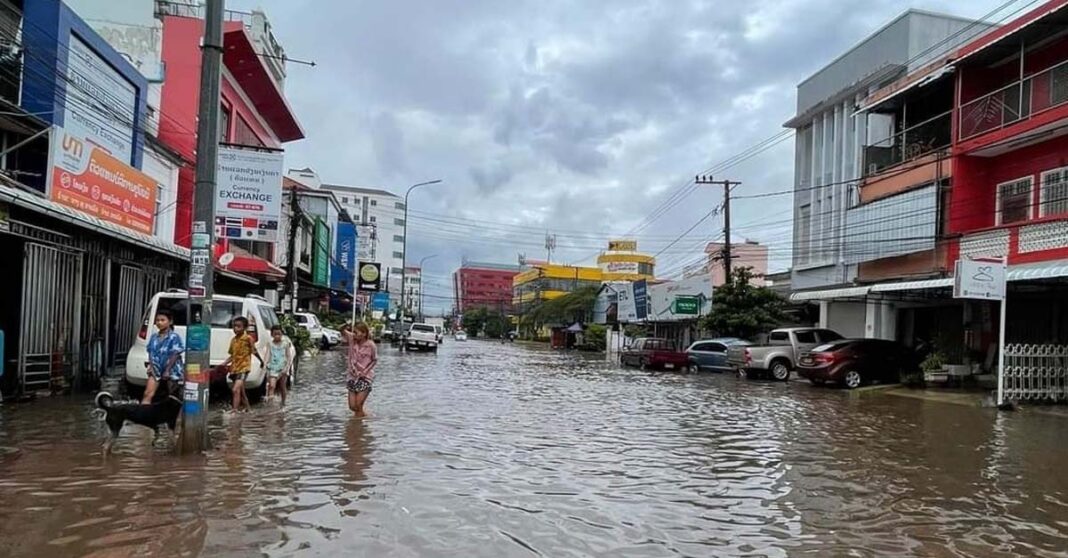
[219,252,235,267]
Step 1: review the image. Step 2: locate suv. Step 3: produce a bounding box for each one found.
[620,338,689,371]
[294,312,325,347]
[406,323,439,352]
[125,291,285,401]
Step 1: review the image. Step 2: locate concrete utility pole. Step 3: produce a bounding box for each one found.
[180,0,224,455]
[286,189,301,314]
[695,176,741,280]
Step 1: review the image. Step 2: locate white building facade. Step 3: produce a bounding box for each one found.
[786,10,993,337]
[322,184,408,306]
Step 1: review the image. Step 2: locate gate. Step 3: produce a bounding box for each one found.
[19,243,83,394]
[111,265,170,368]
[1003,344,1068,402]
[79,254,108,391]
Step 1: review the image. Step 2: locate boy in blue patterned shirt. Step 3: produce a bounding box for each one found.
[143,309,184,403]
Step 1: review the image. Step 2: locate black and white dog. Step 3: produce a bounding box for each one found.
[96,381,183,453]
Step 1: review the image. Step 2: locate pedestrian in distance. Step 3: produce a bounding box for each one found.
[220,316,264,413]
[262,325,295,405]
[143,309,184,404]
[341,322,377,418]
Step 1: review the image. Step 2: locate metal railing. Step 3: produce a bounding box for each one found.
[863,111,951,176]
[1004,344,1068,402]
[155,1,253,24]
[959,58,1068,141]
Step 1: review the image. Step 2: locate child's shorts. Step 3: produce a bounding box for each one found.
[267,368,285,378]
[228,372,249,382]
[347,377,372,393]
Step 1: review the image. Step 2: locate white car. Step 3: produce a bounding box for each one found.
[294,312,325,346]
[125,291,284,401]
[406,323,439,352]
[321,327,342,348]
[454,331,468,341]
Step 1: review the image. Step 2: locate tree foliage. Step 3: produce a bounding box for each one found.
[523,286,599,331]
[700,267,787,340]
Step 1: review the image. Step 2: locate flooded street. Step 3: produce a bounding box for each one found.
[1,341,1068,557]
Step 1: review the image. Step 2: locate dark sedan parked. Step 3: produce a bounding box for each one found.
[685,338,750,373]
[796,339,918,389]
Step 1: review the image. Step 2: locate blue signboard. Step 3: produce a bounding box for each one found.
[633,280,648,321]
[371,292,390,311]
[331,222,357,294]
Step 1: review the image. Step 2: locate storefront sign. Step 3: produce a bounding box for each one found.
[65,35,137,164]
[954,257,1006,301]
[371,291,390,310]
[358,261,383,292]
[633,280,649,321]
[673,296,700,315]
[312,219,330,286]
[608,240,637,251]
[648,276,713,322]
[48,126,157,235]
[601,261,640,275]
[332,222,357,294]
[214,146,283,242]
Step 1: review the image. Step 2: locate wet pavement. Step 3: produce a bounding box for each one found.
[1,340,1068,557]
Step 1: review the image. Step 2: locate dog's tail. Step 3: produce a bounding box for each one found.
[95,391,115,410]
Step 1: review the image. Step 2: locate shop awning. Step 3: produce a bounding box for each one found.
[789,286,870,302]
[0,180,189,260]
[1008,261,1068,281]
[870,278,954,292]
[222,248,286,279]
[856,63,955,114]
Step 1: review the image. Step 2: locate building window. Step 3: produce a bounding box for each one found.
[219,103,231,141]
[341,196,349,204]
[1040,167,1068,217]
[997,176,1034,225]
[370,216,377,223]
[371,199,378,206]
[234,114,265,147]
[393,251,404,260]
[394,218,405,227]
[797,204,811,263]
[395,202,406,210]
[393,234,404,243]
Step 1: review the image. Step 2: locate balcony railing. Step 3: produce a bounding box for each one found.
[863,111,951,176]
[959,58,1068,141]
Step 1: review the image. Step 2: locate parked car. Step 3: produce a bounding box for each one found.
[797,339,919,389]
[406,323,439,352]
[727,328,843,381]
[620,338,689,371]
[125,291,285,401]
[454,330,468,341]
[686,338,751,372]
[321,327,342,349]
[294,312,325,347]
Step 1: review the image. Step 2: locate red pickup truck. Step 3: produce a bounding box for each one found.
[620,338,689,371]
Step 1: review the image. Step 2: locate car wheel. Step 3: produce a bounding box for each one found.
[843,370,863,390]
[687,363,700,373]
[770,361,791,382]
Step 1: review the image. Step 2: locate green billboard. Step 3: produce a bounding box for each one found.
[672,296,700,315]
[312,218,330,287]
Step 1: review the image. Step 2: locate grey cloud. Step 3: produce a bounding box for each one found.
[370,112,407,176]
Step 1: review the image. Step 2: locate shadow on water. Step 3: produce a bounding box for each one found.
[0,339,1067,556]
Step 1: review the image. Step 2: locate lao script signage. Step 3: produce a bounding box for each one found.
[954,257,1006,301]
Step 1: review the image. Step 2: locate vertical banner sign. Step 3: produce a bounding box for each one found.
[214,146,283,242]
[633,280,649,321]
[48,126,158,234]
[358,261,383,292]
[312,218,330,286]
[64,36,137,164]
[331,222,357,294]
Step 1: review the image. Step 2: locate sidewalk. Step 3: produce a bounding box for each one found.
[882,386,1068,417]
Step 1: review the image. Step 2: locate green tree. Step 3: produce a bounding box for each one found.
[483,313,509,339]
[700,267,787,340]
[462,307,488,337]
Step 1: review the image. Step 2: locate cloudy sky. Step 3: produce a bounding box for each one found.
[232,0,1015,312]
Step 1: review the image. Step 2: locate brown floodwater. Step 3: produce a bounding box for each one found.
[1,340,1067,557]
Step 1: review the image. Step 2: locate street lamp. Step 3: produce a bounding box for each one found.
[416,254,438,321]
[399,179,442,325]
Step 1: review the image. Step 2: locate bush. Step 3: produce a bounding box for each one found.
[582,324,607,351]
[280,313,313,359]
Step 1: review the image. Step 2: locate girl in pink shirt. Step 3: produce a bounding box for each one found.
[342,322,377,417]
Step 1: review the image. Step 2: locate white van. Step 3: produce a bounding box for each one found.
[125,290,285,401]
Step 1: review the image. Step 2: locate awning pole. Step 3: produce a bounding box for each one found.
[997,296,1007,408]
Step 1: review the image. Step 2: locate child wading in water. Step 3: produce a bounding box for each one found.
[342,322,377,417]
[263,325,295,404]
[221,317,264,413]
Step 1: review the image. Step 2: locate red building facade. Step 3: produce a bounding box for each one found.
[158,13,303,251]
[453,262,520,314]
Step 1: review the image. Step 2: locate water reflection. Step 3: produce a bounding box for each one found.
[0,341,1067,556]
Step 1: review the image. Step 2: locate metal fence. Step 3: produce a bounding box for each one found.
[1004,344,1068,402]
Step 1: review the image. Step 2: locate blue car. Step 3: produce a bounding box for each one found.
[685,338,750,372]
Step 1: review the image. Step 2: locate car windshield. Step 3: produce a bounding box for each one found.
[156,297,241,328]
[412,325,434,333]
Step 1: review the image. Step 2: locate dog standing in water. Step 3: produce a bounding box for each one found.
[96,380,183,454]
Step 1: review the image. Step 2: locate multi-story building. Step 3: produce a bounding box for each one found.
[694,241,769,287]
[453,261,521,314]
[786,9,994,337]
[322,183,408,306]
[513,263,603,314]
[403,266,423,318]
[596,240,656,282]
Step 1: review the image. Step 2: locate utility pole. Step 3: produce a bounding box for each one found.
[695,175,741,281]
[179,0,224,455]
[545,233,556,263]
[286,189,301,314]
